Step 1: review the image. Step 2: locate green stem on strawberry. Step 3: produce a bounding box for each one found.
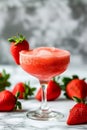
[24,81,36,99]
[0,69,11,91]
[52,76,60,86]
[8,34,25,45]
[14,92,22,110]
[52,77,58,83]
[73,96,86,104]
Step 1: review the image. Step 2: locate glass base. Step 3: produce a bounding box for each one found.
[26,108,64,121]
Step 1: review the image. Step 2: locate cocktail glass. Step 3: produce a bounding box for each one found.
[20,47,70,121]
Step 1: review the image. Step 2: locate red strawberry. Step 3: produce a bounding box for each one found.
[8,34,29,65]
[35,77,61,101]
[0,90,21,111]
[61,75,87,99]
[67,97,87,125]
[12,82,36,99]
[66,79,87,99]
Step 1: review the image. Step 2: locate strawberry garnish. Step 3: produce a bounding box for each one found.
[60,75,87,99]
[0,69,11,91]
[0,90,22,111]
[67,97,87,125]
[35,77,61,101]
[8,34,29,65]
[12,82,36,99]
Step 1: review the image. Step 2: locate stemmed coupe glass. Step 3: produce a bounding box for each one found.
[20,47,70,121]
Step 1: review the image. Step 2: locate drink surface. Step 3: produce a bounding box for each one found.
[20,47,70,80]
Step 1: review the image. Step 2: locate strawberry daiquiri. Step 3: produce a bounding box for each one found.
[20,47,70,120]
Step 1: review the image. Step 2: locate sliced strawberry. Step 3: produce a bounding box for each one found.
[8,34,29,65]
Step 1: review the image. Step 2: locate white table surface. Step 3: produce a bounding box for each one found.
[0,65,87,130]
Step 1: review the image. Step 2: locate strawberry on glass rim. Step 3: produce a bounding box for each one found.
[19,47,70,121]
[8,34,29,65]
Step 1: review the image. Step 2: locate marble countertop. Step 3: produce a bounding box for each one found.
[0,98,87,130]
[0,65,87,130]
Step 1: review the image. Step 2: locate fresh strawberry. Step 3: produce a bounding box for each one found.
[35,77,61,101]
[8,34,29,64]
[0,90,21,111]
[0,69,11,91]
[12,82,36,99]
[66,79,87,99]
[60,75,87,99]
[67,97,87,125]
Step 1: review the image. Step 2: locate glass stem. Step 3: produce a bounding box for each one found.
[40,83,49,111]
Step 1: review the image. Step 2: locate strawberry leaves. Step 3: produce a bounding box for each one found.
[14,92,22,110]
[23,81,36,99]
[8,34,25,45]
[0,69,11,91]
[73,96,86,104]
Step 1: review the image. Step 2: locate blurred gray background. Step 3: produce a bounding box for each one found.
[0,0,87,69]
